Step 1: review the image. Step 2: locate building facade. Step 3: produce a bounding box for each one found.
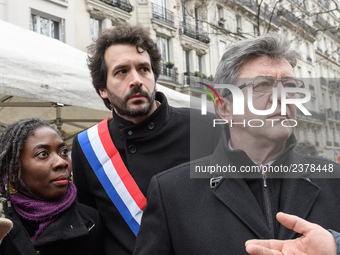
[1,0,340,160]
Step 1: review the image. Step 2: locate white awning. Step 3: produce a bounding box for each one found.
[0,20,191,140]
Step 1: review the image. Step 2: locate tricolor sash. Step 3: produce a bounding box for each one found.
[78,118,146,235]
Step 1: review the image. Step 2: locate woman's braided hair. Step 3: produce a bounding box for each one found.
[0,118,60,200]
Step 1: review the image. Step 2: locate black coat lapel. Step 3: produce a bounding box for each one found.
[208,134,272,239]
[212,178,272,239]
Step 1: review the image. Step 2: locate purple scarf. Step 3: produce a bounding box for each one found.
[10,183,77,243]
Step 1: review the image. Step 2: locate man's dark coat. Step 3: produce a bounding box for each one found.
[134,131,340,255]
[72,92,220,254]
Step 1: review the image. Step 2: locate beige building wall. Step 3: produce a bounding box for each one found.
[0,0,76,46]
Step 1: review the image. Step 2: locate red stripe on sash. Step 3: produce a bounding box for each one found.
[98,119,146,211]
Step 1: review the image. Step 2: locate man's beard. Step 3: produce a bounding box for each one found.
[107,86,156,117]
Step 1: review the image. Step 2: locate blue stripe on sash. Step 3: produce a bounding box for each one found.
[78,130,140,235]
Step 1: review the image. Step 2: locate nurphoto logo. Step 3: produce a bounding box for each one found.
[197,82,222,115]
[198,82,312,127]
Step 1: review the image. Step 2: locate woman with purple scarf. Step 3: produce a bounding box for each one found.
[0,118,104,255]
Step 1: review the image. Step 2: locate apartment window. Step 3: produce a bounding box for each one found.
[90,16,102,43]
[314,130,318,146]
[196,54,203,74]
[306,42,311,60]
[219,40,226,60]
[183,49,191,86]
[332,95,336,109]
[303,129,307,141]
[327,66,330,77]
[236,15,242,32]
[322,93,326,110]
[253,24,259,36]
[324,38,328,52]
[156,35,170,63]
[31,13,61,40]
[311,98,316,111]
[217,6,225,27]
[195,7,203,32]
[183,50,190,73]
[217,6,223,19]
[180,1,189,24]
[153,0,171,22]
[325,126,329,143]
[154,0,166,8]
[319,63,323,77]
[297,66,302,78]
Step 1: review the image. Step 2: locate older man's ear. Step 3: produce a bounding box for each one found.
[215,97,233,120]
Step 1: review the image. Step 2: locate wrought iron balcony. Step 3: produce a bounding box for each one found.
[318,0,331,9]
[296,110,326,122]
[184,72,213,87]
[159,64,177,83]
[152,3,174,26]
[315,15,331,28]
[326,140,333,146]
[327,108,335,119]
[326,109,340,121]
[278,7,315,35]
[320,77,327,86]
[335,111,340,120]
[99,0,134,13]
[328,80,340,91]
[180,22,210,44]
[236,0,280,27]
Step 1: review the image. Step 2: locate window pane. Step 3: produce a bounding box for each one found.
[40,17,50,36]
[156,36,169,62]
[90,17,100,42]
[31,14,38,32]
[185,50,190,72]
[51,20,59,39]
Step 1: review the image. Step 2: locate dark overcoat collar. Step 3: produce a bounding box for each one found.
[211,130,321,239]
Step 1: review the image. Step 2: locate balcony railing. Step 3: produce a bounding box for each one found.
[184,72,213,87]
[315,15,330,28]
[296,110,326,122]
[327,108,335,119]
[328,80,340,91]
[318,0,331,9]
[236,0,281,27]
[159,64,177,83]
[180,21,210,44]
[152,3,174,26]
[326,108,340,121]
[278,8,315,35]
[315,16,340,40]
[99,0,134,13]
[335,111,340,120]
[320,77,327,86]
